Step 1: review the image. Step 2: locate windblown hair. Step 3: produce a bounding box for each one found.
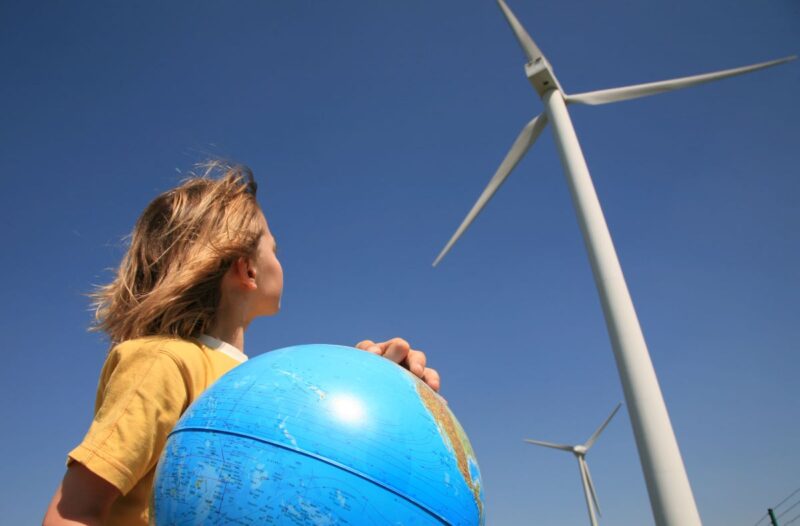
[91,162,264,343]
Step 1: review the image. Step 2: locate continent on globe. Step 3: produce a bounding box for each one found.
[416,384,483,520]
[152,344,485,525]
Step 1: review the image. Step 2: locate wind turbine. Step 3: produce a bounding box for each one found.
[432,1,796,525]
[525,403,622,526]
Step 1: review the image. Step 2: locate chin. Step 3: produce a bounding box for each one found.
[251,302,280,320]
[266,299,281,315]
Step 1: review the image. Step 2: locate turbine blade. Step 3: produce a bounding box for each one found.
[582,457,602,517]
[566,55,796,106]
[585,403,622,450]
[433,113,548,267]
[495,0,544,63]
[523,438,573,452]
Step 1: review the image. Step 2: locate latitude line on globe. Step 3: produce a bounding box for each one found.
[169,427,453,525]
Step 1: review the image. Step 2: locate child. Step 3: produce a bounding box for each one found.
[43,163,440,526]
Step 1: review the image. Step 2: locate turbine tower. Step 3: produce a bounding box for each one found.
[433,1,796,524]
[525,404,622,526]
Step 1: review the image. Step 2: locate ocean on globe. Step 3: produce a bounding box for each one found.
[151,344,485,525]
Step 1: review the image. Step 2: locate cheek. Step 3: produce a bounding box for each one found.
[268,258,283,286]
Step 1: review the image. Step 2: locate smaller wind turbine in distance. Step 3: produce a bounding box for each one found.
[524,403,622,526]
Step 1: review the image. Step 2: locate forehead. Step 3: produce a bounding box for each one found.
[258,211,275,241]
[256,209,268,230]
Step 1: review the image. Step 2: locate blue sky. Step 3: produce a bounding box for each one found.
[1,1,798,524]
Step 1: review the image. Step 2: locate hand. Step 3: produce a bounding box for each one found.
[355,337,441,392]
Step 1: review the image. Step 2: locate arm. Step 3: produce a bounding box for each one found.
[47,345,189,525]
[43,462,120,526]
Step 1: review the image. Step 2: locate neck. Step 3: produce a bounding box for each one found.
[205,325,246,352]
[207,297,251,352]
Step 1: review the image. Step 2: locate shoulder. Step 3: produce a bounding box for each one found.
[101,337,206,382]
[105,336,242,391]
[110,336,201,363]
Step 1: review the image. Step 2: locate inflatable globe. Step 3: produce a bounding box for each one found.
[152,344,484,525]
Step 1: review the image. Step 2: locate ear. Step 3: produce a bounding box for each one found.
[230,256,258,290]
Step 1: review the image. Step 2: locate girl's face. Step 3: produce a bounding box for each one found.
[250,211,283,317]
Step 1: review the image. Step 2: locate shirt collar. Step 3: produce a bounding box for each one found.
[198,334,248,363]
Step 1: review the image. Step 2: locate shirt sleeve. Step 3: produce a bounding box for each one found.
[67,345,189,495]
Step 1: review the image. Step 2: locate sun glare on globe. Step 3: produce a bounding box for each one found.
[329,393,365,424]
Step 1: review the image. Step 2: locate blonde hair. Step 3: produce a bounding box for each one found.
[92,162,264,343]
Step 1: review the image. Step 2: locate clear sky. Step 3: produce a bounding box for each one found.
[1,1,798,524]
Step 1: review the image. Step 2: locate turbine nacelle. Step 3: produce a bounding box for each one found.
[524,56,562,97]
[572,444,588,456]
[496,0,564,96]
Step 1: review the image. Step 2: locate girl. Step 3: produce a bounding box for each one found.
[43,163,439,526]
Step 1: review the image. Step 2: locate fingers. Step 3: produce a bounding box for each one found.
[422,367,441,392]
[377,338,441,391]
[356,338,411,361]
[404,349,427,378]
[379,337,410,364]
[355,337,441,392]
[355,339,383,356]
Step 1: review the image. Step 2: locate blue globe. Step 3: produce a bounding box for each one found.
[152,344,485,525]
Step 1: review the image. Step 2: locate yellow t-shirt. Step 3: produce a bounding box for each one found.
[67,335,246,526]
